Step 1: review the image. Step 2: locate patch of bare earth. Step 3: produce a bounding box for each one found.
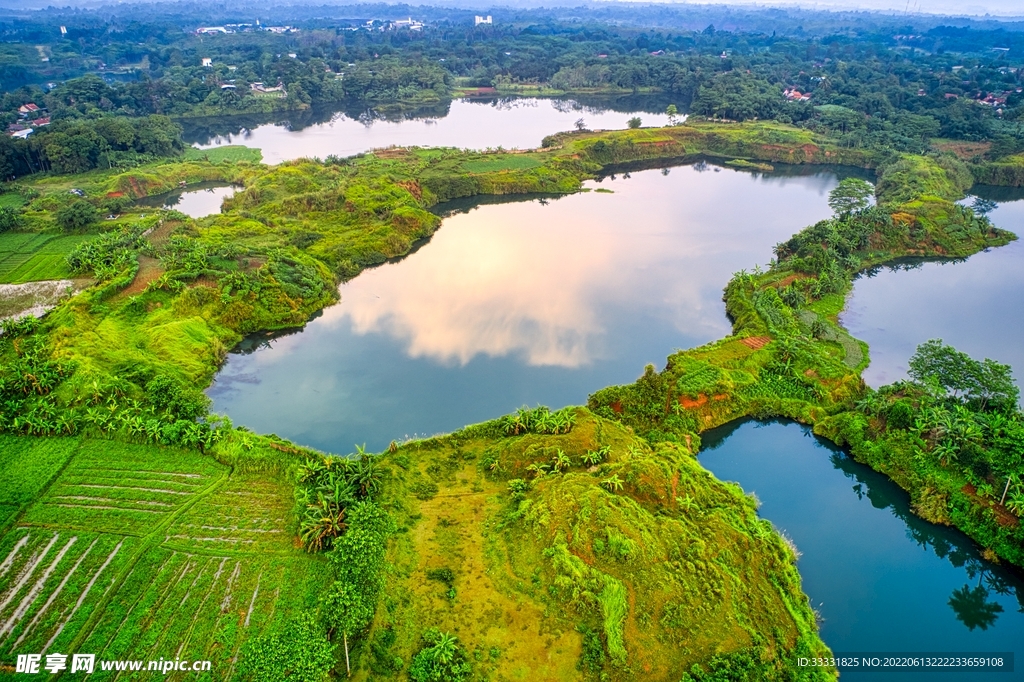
[119,256,164,297]
[933,140,991,160]
[739,336,771,350]
[0,280,83,322]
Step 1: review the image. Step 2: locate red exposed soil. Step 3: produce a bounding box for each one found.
[961,484,1020,528]
[126,176,146,198]
[374,148,412,159]
[678,394,708,409]
[739,336,771,350]
[396,180,422,200]
[119,256,163,297]
[776,274,805,288]
[106,191,125,198]
[610,401,623,414]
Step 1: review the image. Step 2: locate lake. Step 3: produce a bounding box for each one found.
[843,189,1024,391]
[137,182,239,219]
[199,102,1024,670]
[182,96,675,165]
[209,162,846,453]
[700,420,1024,681]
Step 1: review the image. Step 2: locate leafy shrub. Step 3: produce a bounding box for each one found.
[884,400,914,430]
[238,614,335,682]
[67,225,146,279]
[409,629,471,682]
[576,624,605,674]
[0,206,22,233]
[55,199,99,231]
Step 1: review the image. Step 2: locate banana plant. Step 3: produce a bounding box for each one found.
[551,450,572,472]
[601,474,624,492]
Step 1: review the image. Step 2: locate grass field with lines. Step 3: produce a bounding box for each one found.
[0,437,322,680]
[0,234,94,284]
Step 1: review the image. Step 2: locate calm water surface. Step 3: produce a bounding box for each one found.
[209,163,842,452]
[843,190,1024,389]
[700,420,1024,680]
[184,97,673,164]
[138,182,239,218]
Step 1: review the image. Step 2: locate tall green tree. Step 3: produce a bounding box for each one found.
[827,178,874,216]
[909,340,1019,410]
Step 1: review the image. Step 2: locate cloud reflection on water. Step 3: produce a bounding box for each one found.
[317,166,839,368]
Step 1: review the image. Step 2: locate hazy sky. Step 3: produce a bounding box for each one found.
[604,0,1023,17]
[1,0,1021,20]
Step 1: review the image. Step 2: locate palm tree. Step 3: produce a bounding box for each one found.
[933,440,959,467]
[300,495,347,552]
[526,462,550,478]
[948,584,1003,631]
[1006,490,1024,517]
[352,455,381,498]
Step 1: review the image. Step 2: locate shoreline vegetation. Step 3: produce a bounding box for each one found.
[1,119,1022,680]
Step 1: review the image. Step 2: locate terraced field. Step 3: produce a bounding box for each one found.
[0,234,93,284]
[0,437,320,680]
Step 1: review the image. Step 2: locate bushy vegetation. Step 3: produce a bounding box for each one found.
[585,143,1020,570]
[359,409,832,681]
[817,340,1024,564]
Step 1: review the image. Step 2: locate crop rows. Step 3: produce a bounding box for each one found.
[164,475,294,555]
[76,548,290,680]
[0,235,92,284]
[1,437,318,679]
[21,440,224,536]
[0,529,136,659]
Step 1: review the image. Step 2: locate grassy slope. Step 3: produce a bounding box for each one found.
[366,410,826,681]
[2,119,1021,679]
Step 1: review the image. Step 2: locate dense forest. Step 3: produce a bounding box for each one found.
[1,1,1024,180]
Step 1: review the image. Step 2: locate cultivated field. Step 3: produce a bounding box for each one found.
[0,234,92,284]
[0,437,320,680]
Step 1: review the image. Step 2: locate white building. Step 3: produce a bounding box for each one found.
[201,58,213,67]
[475,15,492,25]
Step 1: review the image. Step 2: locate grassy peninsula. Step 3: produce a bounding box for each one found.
[1,119,1021,680]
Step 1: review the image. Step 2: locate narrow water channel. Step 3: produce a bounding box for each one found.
[700,420,1024,680]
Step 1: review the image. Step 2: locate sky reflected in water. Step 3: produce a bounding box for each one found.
[138,183,239,219]
[210,163,840,452]
[191,98,672,164]
[843,194,1024,390]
